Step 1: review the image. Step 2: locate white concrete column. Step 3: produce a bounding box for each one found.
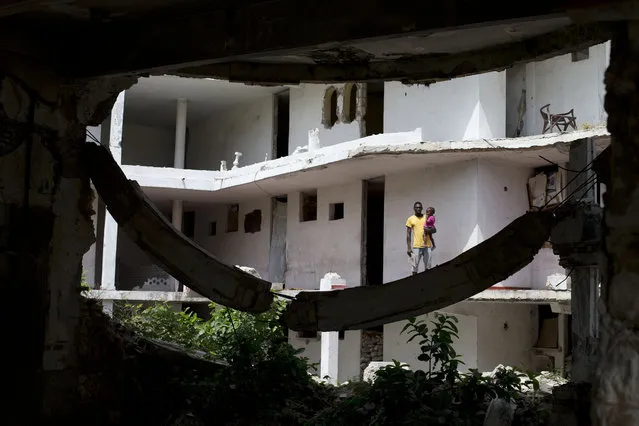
[319,273,346,385]
[100,91,126,315]
[82,125,101,289]
[101,92,125,291]
[174,98,187,169]
[172,98,187,292]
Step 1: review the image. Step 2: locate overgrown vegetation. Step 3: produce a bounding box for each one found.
[117,303,550,425]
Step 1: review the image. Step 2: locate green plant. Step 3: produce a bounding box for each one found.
[115,303,547,425]
[311,313,543,426]
[402,313,463,383]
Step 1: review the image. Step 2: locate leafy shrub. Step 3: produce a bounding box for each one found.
[310,313,541,426]
[118,304,546,425]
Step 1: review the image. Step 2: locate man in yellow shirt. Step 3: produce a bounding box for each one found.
[406,201,433,275]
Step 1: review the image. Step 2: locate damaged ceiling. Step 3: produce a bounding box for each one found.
[0,0,634,85]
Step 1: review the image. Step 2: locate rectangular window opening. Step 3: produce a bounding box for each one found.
[226,204,239,232]
[329,202,345,221]
[208,221,217,236]
[300,191,317,222]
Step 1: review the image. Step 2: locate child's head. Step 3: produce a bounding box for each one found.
[426,207,435,216]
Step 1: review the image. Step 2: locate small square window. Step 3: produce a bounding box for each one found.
[300,191,317,222]
[329,202,344,221]
[226,204,239,232]
[208,221,217,236]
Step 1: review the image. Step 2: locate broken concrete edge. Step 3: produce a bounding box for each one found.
[285,211,555,331]
[278,288,571,303]
[86,282,285,304]
[122,127,610,193]
[85,287,570,308]
[85,143,274,313]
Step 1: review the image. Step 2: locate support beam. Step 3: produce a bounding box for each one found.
[175,24,612,84]
[171,98,187,292]
[63,0,629,80]
[593,22,639,426]
[285,210,553,331]
[85,143,274,312]
[565,138,599,384]
[100,91,125,313]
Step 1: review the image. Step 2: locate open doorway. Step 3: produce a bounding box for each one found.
[274,90,290,158]
[268,196,288,283]
[365,83,384,136]
[361,178,385,286]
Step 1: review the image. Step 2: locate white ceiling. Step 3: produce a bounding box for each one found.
[124,75,288,127]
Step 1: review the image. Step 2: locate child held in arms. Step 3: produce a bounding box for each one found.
[424,206,436,250]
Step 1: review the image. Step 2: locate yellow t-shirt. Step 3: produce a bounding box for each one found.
[406,215,432,248]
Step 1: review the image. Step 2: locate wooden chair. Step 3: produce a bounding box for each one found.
[540,104,577,134]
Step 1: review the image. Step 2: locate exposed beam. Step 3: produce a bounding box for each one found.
[174,23,613,84]
[63,0,630,79]
[84,142,274,313]
[284,211,554,332]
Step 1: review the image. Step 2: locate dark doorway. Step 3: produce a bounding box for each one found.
[182,210,195,238]
[362,178,385,286]
[268,196,288,283]
[275,90,290,158]
[365,82,384,136]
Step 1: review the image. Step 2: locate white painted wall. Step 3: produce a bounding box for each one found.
[121,122,175,167]
[507,42,610,137]
[289,330,362,383]
[115,230,170,290]
[384,302,538,373]
[285,182,363,290]
[477,159,533,288]
[384,311,478,371]
[384,159,555,288]
[448,302,538,371]
[187,97,275,171]
[383,161,479,283]
[384,72,506,141]
[289,84,361,153]
[193,197,273,280]
[530,248,566,290]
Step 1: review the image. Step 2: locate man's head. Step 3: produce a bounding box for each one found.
[413,202,423,216]
[426,207,435,216]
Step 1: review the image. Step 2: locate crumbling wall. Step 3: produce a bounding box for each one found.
[360,330,384,376]
[289,83,361,152]
[0,72,136,423]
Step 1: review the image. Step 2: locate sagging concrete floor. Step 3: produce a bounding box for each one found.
[1,1,639,424]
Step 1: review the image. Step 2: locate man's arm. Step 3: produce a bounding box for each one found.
[406,226,412,255]
[424,225,437,234]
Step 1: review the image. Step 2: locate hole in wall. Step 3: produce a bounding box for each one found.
[323,87,338,128]
[244,209,262,233]
[344,83,357,123]
[226,204,239,233]
[504,186,508,192]
[208,221,217,236]
[329,202,345,221]
[300,190,318,222]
